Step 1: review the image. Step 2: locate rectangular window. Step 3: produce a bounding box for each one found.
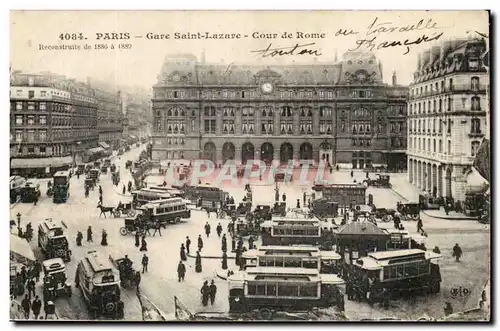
[39,102,46,111]
[28,90,35,99]
[39,130,47,141]
[39,146,46,154]
[27,116,34,125]
[27,130,35,141]
[15,116,23,125]
[15,130,22,142]
[16,102,23,110]
[27,102,35,110]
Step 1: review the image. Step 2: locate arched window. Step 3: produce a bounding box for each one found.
[471,77,480,91]
[167,109,172,116]
[471,96,480,111]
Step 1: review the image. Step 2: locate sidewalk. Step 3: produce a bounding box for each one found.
[422,208,477,221]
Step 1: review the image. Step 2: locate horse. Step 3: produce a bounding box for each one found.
[97,204,114,218]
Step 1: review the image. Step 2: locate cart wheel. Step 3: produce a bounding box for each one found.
[119,227,128,236]
[127,210,136,217]
[113,211,121,218]
[175,217,181,223]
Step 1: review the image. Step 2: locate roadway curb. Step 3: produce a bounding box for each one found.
[187,252,237,260]
[421,210,476,221]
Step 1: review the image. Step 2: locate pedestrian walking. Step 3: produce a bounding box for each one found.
[33,194,38,206]
[140,236,148,252]
[17,213,22,229]
[31,296,42,320]
[152,223,162,237]
[209,280,217,305]
[122,185,126,195]
[296,199,301,209]
[141,254,149,273]
[221,234,227,253]
[197,235,203,252]
[186,236,191,255]
[128,181,132,193]
[177,261,186,282]
[76,231,83,246]
[180,243,187,261]
[221,252,228,270]
[99,194,103,205]
[248,236,254,250]
[26,278,36,299]
[452,243,463,262]
[417,218,423,233]
[135,271,141,291]
[350,170,354,178]
[21,294,31,319]
[433,246,441,254]
[195,251,202,273]
[33,260,41,283]
[200,281,210,306]
[216,223,222,237]
[101,229,108,246]
[282,193,286,202]
[135,230,140,247]
[303,192,306,206]
[204,222,211,238]
[99,185,103,196]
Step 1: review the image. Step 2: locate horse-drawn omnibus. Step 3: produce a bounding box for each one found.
[351,249,442,298]
[185,184,228,209]
[260,218,335,250]
[53,170,70,203]
[228,267,345,313]
[137,197,191,226]
[242,246,342,274]
[132,188,172,207]
[312,184,366,207]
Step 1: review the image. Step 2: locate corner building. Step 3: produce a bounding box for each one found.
[407,38,488,202]
[152,52,408,170]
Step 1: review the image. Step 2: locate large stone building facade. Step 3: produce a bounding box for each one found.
[152,52,408,169]
[10,72,98,176]
[407,38,489,202]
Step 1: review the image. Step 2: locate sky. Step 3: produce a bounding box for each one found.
[10,10,489,90]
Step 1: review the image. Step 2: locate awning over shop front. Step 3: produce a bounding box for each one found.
[10,234,36,264]
[86,147,105,155]
[11,156,72,169]
[99,142,111,150]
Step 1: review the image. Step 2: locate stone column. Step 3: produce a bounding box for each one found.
[431,164,437,197]
[427,163,432,193]
[235,148,241,165]
[437,166,443,197]
[408,158,413,183]
[415,161,420,189]
[421,162,427,191]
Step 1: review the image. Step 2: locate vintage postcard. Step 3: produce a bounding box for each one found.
[9,10,491,322]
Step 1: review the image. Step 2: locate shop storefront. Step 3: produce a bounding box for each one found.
[10,156,73,178]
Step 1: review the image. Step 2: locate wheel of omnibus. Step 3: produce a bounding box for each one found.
[219,211,226,218]
[127,210,136,217]
[119,227,128,236]
[411,214,419,220]
[113,210,121,218]
[175,217,181,224]
[258,308,273,320]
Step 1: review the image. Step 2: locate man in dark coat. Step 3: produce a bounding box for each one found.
[101,229,108,246]
[76,231,83,246]
[221,252,228,270]
[195,251,202,273]
[296,199,301,209]
[180,243,187,261]
[87,226,93,242]
[201,281,210,306]
[21,294,31,319]
[152,223,162,237]
[31,295,42,319]
[33,260,41,283]
[282,193,286,202]
[140,236,148,252]
[216,223,223,237]
[177,261,186,282]
[417,218,423,234]
[209,280,217,305]
[135,271,141,291]
[122,185,126,195]
[303,192,307,206]
[221,234,227,253]
[186,236,191,255]
[135,230,140,247]
[204,222,211,238]
[248,236,255,250]
[197,235,203,252]
[452,243,463,262]
[26,278,36,299]
[141,254,149,273]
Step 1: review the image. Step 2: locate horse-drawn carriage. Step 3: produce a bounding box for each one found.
[234,219,260,237]
[109,255,139,289]
[397,202,420,220]
[252,205,272,221]
[119,217,149,236]
[85,178,95,191]
[113,202,136,218]
[271,202,287,217]
[76,164,86,176]
[88,169,100,183]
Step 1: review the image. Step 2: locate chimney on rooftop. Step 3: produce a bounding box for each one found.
[392,71,397,86]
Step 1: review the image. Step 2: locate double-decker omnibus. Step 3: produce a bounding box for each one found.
[260,218,335,249]
[242,246,342,274]
[149,186,186,198]
[138,197,191,225]
[185,184,228,209]
[228,267,345,313]
[53,170,70,203]
[312,184,366,207]
[351,249,442,297]
[132,188,172,207]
